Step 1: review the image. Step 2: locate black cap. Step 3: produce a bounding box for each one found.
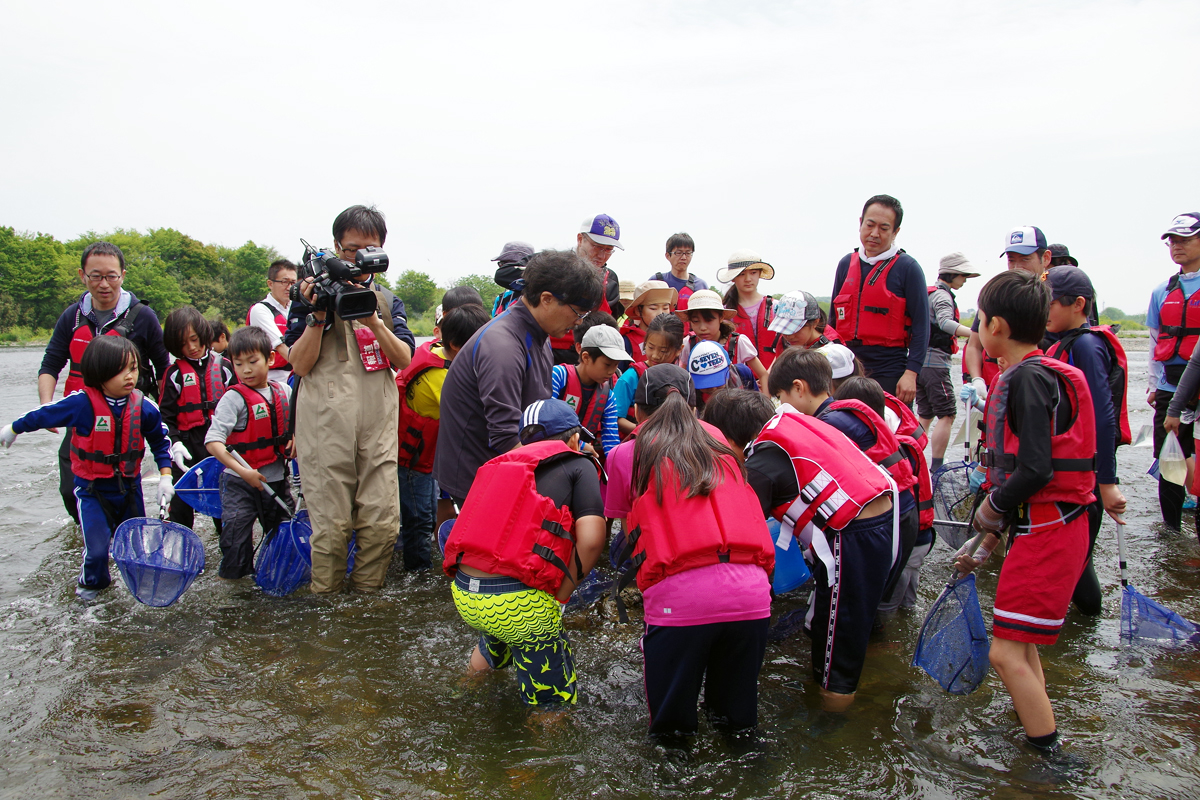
[1048,243,1078,266]
[635,364,696,410]
[1045,265,1094,301]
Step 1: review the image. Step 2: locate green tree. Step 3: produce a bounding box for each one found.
[394,270,440,315]
[448,273,502,308]
[0,228,78,328]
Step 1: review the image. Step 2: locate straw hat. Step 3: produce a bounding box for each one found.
[627,280,678,313]
[674,289,735,320]
[716,249,775,282]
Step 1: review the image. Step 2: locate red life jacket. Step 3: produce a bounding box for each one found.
[750,409,893,534]
[246,301,292,371]
[732,297,778,368]
[70,387,144,480]
[597,268,612,316]
[884,391,928,451]
[1046,325,1131,448]
[396,342,450,473]
[823,399,916,495]
[1152,272,1200,368]
[831,251,912,348]
[225,382,290,469]
[622,456,773,593]
[64,302,144,396]
[620,318,646,362]
[897,433,934,529]
[624,360,651,422]
[655,271,698,310]
[442,440,592,595]
[824,325,842,343]
[982,354,1097,506]
[557,365,611,442]
[927,284,960,355]
[162,356,227,431]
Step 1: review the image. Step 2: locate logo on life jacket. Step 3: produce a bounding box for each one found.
[837,307,845,320]
[182,373,197,387]
[563,395,580,411]
[252,402,268,420]
[94,416,112,433]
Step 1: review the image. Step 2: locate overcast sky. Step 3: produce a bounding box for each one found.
[4,0,1198,313]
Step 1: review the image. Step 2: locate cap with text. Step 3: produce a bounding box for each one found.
[1161,213,1200,240]
[688,340,731,389]
[580,214,623,250]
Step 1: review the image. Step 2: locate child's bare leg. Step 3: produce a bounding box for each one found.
[990,638,1054,737]
[819,688,855,713]
[468,644,491,674]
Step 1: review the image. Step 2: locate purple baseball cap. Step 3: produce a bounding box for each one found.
[579,214,624,250]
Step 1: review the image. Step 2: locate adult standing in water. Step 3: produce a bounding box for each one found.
[830,195,929,403]
[435,250,603,506]
[37,241,168,523]
[1148,212,1200,529]
[245,258,296,385]
[285,205,415,593]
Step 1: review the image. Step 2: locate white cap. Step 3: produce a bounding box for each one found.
[818,342,856,379]
[581,324,632,362]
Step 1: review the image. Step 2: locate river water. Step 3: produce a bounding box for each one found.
[0,343,1197,799]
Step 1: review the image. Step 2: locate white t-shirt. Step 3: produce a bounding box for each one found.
[248,295,291,383]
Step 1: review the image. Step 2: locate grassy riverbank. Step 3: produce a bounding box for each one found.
[0,326,51,346]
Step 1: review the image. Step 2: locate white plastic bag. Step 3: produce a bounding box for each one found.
[1160,430,1187,486]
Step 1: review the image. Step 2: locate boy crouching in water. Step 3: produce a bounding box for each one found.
[443,399,606,706]
[205,327,294,579]
[957,269,1095,757]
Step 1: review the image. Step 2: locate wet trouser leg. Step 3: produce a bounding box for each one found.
[1071,498,1104,616]
[74,476,143,590]
[397,466,435,570]
[348,411,401,590]
[59,431,80,524]
[1153,389,1193,529]
[879,505,919,610]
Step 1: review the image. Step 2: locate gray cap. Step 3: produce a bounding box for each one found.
[491,240,534,264]
[581,324,632,362]
[938,252,981,278]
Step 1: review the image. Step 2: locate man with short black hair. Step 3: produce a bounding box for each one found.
[435,249,604,503]
[653,232,708,311]
[247,258,296,384]
[37,241,168,522]
[830,194,929,403]
[285,204,415,593]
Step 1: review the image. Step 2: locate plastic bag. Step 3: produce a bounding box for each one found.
[1160,431,1187,486]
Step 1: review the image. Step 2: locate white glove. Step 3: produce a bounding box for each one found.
[157,475,175,510]
[169,441,191,472]
[971,377,988,405]
[0,425,16,449]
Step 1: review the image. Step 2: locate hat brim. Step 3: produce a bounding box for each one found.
[943,269,982,278]
[1001,246,1038,256]
[520,423,595,445]
[676,307,736,321]
[594,344,633,363]
[768,316,808,335]
[584,232,624,251]
[1162,231,1200,240]
[627,288,678,313]
[691,367,729,390]
[716,263,775,283]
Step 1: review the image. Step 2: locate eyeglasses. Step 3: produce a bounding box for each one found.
[269,278,297,287]
[670,250,694,258]
[1166,235,1199,245]
[85,273,123,284]
[553,294,590,321]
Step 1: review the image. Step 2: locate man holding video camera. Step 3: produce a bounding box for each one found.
[285,205,415,594]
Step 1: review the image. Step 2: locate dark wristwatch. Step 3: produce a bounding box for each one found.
[305,312,322,328]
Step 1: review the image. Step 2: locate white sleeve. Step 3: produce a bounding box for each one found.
[248,302,284,349]
[737,334,759,364]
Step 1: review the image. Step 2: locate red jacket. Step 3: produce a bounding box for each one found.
[624,456,773,592]
[831,252,912,347]
[225,382,290,469]
[732,297,778,368]
[982,354,1097,506]
[246,301,292,372]
[162,356,227,431]
[824,399,916,495]
[443,440,594,595]
[64,305,144,396]
[556,365,611,442]
[1152,272,1200,366]
[396,342,450,473]
[884,391,928,451]
[70,387,144,480]
[620,318,646,362]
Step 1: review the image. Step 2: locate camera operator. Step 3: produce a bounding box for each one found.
[284,205,415,594]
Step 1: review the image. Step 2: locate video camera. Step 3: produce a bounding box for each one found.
[290,239,389,321]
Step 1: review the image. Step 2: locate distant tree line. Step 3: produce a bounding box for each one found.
[0,226,501,338]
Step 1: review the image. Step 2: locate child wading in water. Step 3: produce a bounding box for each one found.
[718,249,779,368]
[1,336,174,601]
[957,270,1097,760]
[158,306,234,533]
[205,327,295,579]
[613,364,774,740]
[678,290,768,390]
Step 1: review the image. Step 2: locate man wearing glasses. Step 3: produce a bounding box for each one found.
[652,232,707,312]
[247,258,297,384]
[435,250,603,506]
[37,241,168,523]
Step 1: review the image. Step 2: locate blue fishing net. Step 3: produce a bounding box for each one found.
[768,518,812,595]
[931,463,976,550]
[255,512,312,597]
[565,568,613,610]
[112,517,205,607]
[1121,583,1200,643]
[912,573,990,694]
[173,457,224,519]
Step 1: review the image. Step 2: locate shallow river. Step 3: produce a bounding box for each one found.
[0,343,1197,799]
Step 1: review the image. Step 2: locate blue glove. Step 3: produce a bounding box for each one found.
[969,466,986,494]
[958,384,977,405]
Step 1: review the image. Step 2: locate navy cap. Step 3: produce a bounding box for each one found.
[635,363,696,409]
[519,399,594,444]
[1161,213,1200,240]
[1048,243,1078,266]
[1002,226,1048,256]
[1045,265,1094,301]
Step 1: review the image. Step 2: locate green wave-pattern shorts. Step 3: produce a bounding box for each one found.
[451,572,577,705]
